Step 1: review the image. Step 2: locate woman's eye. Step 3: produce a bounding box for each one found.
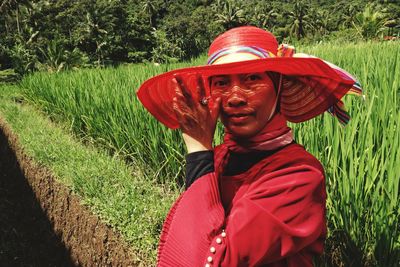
[214,80,227,87]
[245,74,261,82]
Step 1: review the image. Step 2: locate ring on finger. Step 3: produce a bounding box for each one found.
[200,97,210,106]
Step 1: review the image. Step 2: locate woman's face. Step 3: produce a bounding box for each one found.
[210,72,277,139]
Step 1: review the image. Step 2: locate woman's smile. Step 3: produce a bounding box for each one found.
[224,108,256,124]
[228,113,252,124]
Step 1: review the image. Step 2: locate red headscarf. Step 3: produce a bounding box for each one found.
[223,113,293,153]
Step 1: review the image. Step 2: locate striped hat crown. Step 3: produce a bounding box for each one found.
[207,26,278,65]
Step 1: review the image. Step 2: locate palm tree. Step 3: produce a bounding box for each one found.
[287,0,313,39]
[313,10,331,36]
[215,0,245,30]
[251,5,278,30]
[384,19,398,36]
[341,2,360,29]
[141,0,157,27]
[83,11,111,66]
[0,0,32,36]
[353,4,388,39]
[381,5,400,37]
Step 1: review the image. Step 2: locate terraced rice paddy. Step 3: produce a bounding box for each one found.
[13,41,400,265]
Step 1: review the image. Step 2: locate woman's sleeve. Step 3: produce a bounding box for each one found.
[185,150,214,189]
[157,165,326,267]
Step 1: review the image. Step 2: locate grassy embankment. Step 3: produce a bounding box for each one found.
[1,41,399,266]
[0,85,177,265]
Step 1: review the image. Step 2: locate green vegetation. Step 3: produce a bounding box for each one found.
[12,41,400,266]
[19,61,199,185]
[298,42,400,266]
[1,0,399,76]
[0,85,177,265]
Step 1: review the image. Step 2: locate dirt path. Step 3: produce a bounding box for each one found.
[0,118,138,266]
[0,124,76,266]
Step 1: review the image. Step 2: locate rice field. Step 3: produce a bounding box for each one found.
[19,41,399,266]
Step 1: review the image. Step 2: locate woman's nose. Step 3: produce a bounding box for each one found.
[227,88,247,107]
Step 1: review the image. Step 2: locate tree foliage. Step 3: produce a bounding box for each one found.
[0,0,399,75]
[353,3,388,39]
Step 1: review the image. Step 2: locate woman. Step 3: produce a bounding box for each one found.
[137,26,362,266]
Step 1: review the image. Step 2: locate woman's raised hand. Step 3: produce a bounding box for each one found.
[172,75,221,153]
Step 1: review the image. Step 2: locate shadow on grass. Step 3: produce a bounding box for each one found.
[315,229,400,267]
[315,230,365,267]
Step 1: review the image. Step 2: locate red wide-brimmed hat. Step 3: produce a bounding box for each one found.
[137,26,362,129]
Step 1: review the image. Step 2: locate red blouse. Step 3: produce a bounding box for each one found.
[157,143,326,266]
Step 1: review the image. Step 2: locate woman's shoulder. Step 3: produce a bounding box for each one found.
[214,142,325,176]
[268,142,325,176]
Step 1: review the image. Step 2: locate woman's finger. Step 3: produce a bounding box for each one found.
[174,75,194,107]
[173,103,198,133]
[173,95,191,115]
[173,98,186,126]
[174,86,186,103]
[173,97,196,125]
[173,78,184,98]
[173,80,195,114]
[196,75,206,102]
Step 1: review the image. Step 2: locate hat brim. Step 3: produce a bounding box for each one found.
[137,57,355,129]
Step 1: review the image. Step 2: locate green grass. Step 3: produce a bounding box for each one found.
[19,62,195,187]
[0,85,177,265]
[3,41,400,266]
[297,42,400,266]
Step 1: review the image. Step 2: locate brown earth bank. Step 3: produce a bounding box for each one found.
[0,126,75,266]
[0,117,138,266]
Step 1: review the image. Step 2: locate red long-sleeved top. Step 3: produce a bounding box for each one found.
[158,143,326,266]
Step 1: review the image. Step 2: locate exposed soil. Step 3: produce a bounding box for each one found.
[0,117,139,266]
[0,124,75,266]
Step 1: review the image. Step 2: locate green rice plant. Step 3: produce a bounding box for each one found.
[20,60,202,187]
[296,41,400,266]
[18,42,399,266]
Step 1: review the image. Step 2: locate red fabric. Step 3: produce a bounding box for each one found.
[137,57,354,129]
[157,143,326,266]
[208,26,279,56]
[223,113,293,153]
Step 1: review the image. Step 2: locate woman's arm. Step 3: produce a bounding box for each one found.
[185,151,214,189]
[157,165,326,267]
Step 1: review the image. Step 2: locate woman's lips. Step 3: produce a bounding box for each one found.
[228,113,254,124]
